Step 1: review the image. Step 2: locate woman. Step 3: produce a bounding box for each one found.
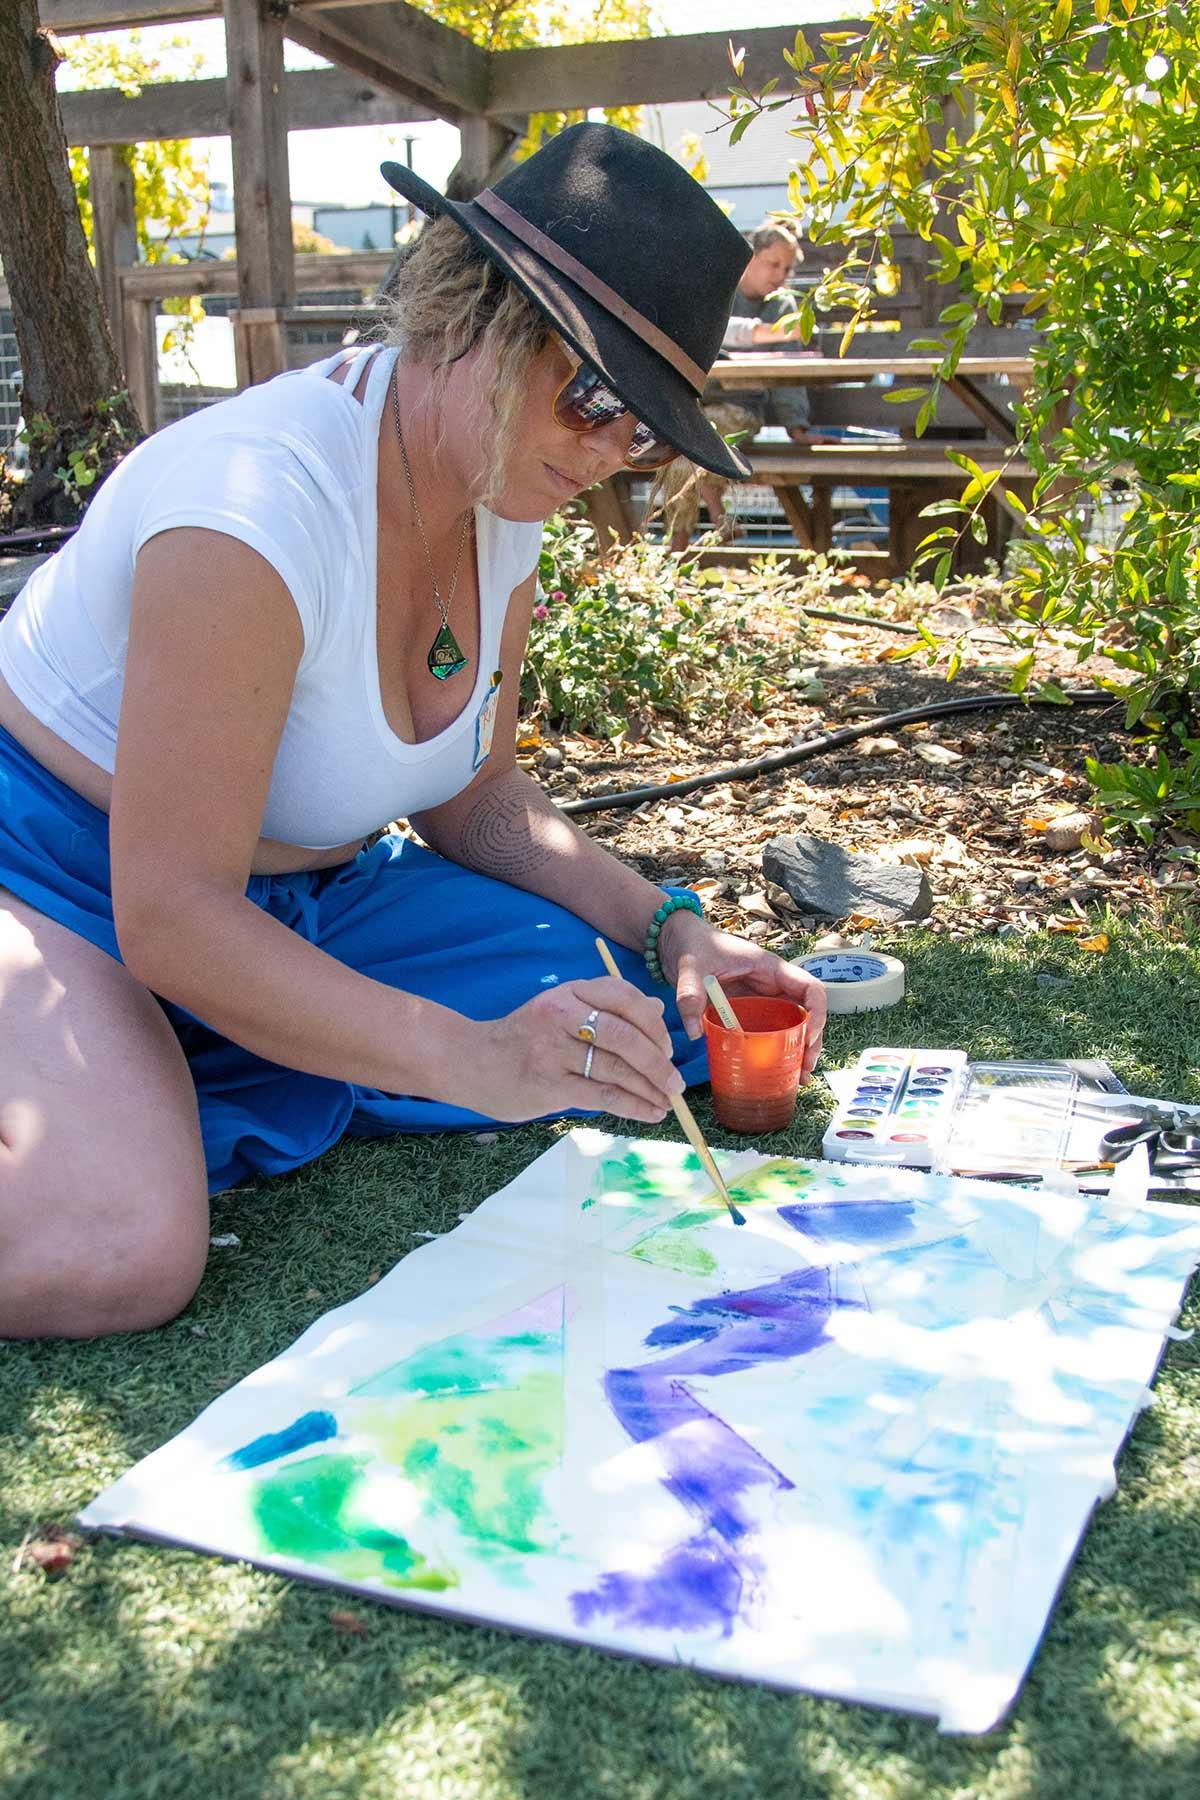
[0,124,826,1341]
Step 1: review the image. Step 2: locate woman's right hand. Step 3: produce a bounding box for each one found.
[474,975,685,1124]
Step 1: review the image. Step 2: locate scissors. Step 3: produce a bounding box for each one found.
[1099,1110,1200,1176]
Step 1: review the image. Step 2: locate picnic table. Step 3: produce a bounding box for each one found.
[708,351,1034,446]
[703,347,1036,570]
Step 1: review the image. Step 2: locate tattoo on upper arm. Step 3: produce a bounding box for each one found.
[459,783,558,881]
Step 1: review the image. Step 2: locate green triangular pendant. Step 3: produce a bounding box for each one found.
[427,621,469,681]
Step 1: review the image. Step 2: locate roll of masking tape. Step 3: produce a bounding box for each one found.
[797,950,905,1014]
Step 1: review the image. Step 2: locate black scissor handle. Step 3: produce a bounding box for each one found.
[1100,1119,1165,1161]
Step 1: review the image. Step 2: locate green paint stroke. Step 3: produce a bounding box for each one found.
[245,1318,564,1589]
[589,1146,704,1213]
[249,1450,455,1592]
[629,1210,718,1278]
[728,1157,819,1208]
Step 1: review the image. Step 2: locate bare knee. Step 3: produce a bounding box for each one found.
[0,1173,210,1340]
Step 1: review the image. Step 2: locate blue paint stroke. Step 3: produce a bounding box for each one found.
[225,1409,337,1471]
[779,1197,916,1244]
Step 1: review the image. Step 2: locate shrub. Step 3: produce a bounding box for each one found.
[521,515,795,739]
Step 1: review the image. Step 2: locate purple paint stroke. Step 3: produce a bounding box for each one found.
[571,1532,748,1634]
[606,1370,794,1547]
[573,1257,868,1635]
[643,1266,841,1367]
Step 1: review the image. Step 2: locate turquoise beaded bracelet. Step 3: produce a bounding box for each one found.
[644,891,704,984]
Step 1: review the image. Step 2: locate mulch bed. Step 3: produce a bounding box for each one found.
[523,583,1196,948]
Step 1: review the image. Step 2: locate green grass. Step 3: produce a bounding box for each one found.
[3,926,1200,1800]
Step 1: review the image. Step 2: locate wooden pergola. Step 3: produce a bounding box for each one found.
[39,1,860,424]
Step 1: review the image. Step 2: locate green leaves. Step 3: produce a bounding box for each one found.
[715,0,1200,841]
[522,517,794,739]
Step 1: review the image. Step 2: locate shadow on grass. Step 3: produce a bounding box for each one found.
[2,931,1199,1798]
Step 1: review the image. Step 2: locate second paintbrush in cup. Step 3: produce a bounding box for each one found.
[703,994,808,1133]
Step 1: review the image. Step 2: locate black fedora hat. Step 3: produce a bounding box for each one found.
[380,122,753,480]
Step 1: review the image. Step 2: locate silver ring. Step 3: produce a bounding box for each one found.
[578,1007,601,1044]
[583,1043,596,1080]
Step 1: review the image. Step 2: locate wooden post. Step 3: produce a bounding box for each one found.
[230,306,288,385]
[89,144,136,352]
[449,117,520,200]
[122,292,159,432]
[583,474,635,551]
[224,0,292,386]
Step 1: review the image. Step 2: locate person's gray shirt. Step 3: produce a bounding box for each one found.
[705,288,811,431]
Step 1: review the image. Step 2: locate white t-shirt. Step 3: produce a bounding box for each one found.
[0,345,542,849]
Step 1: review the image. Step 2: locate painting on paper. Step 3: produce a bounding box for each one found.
[80,1131,1200,1732]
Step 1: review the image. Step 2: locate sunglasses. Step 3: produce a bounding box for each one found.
[551,343,680,471]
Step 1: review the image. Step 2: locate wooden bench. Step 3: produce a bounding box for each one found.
[742,439,1035,573]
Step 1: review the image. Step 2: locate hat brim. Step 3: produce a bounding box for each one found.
[380,160,752,482]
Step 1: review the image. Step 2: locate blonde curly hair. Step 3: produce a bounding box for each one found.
[382,216,552,509]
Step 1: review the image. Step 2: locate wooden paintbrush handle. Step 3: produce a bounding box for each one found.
[593,936,739,1216]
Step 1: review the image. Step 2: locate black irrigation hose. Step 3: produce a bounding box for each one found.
[802,606,921,635]
[559,689,1121,818]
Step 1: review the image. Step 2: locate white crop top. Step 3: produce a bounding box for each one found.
[0,346,542,849]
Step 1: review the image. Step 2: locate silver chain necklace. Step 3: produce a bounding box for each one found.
[391,369,472,681]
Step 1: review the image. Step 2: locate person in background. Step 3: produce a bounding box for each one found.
[661,223,833,551]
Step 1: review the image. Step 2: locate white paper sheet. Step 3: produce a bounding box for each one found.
[81,1132,1200,1733]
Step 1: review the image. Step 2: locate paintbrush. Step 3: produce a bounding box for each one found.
[594,937,745,1226]
[703,974,742,1032]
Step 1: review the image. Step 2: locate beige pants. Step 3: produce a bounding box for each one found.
[656,403,761,540]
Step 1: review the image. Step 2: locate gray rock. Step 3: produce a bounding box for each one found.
[762,833,934,922]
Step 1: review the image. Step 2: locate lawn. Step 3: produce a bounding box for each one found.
[3,925,1200,1800]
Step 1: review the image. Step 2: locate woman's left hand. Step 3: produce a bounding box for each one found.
[661,911,827,1081]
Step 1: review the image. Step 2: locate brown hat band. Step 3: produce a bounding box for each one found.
[474,187,708,395]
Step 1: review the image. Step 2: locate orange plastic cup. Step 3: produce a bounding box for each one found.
[702,994,809,1134]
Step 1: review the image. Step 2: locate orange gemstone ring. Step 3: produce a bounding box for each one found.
[578,1008,601,1044]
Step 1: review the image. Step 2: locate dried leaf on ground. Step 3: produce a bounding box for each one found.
[22,1525,82,1577]
[329,1609,369,1637]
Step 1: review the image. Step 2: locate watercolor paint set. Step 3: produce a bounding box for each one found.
[821,1047,969,1167]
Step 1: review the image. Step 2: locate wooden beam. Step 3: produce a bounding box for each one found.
[485,23,863,114]
[283,1,490,124]
[60,67,435,147]
[118,248,394,297]
[225,0,292,331]
[44,0,443,24]
[43,0,220,26]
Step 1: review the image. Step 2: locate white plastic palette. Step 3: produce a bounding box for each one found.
[822,1047,969,1167]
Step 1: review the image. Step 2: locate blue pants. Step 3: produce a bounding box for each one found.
[0,725,708,1193]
